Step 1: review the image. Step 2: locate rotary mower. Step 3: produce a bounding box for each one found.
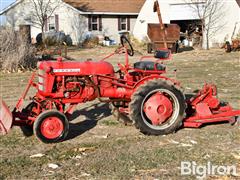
[0,36,239,143]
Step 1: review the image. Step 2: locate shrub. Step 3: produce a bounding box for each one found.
[0,27,37,72]
[82,36,99,48]
[129,35,149,54]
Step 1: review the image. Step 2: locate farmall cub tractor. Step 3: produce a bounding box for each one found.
[0,36,240,143]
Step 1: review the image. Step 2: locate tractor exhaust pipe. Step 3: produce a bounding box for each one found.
[0,98,13,135]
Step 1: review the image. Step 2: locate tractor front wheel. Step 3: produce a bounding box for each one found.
[33,110,69,143]
[130,79,186,135]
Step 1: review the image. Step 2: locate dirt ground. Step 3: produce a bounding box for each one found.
[0,47,239,179]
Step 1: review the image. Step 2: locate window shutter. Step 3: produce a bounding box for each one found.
[88,15,92,31]
[127,16,130,31]
[44,15,48,32]
[99,15,102,31]
[55,14,59,31]
[118,16,121,31]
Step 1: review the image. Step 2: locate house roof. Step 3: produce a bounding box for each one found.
[63,0,146,14]
[0,0,145,15]
[236,0,240,7]
[0,0,22,15]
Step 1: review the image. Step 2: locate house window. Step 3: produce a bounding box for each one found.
[118,16,130,31]
[48,16,56,31]
[92,16,99,30]
[120,17,127,30]
[45,15,59,32]
[88,15,102,31]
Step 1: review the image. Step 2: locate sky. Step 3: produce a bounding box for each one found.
[0,0,15,25]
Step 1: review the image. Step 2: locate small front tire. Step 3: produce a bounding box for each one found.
[33,110,69,143]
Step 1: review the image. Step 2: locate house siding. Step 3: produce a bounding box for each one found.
[3,0,138,45]
[100,15,137,42]
[58,6,88,45]
[79,15,137,43]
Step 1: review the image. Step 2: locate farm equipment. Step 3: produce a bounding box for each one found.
[225,39,240,52]
[147,1,180,53]
[0,36,239,143]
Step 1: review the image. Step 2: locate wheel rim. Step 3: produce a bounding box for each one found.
[40,117,64,139]
[141,89,180,130]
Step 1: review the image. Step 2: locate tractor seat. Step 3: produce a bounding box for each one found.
[134,61,166,71]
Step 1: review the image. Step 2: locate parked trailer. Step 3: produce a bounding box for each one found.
[147,1,180,53]
[147,23,180,53]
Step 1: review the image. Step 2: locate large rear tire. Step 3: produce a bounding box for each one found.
[33,110,69,143]
[129,79,186,135]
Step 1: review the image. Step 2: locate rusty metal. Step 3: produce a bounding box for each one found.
[225,39,240,52]
[148,0,180,53]
[153,0,167,48]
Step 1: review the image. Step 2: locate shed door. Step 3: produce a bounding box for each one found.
[170,4,202,21]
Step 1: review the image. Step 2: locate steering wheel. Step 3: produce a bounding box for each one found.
[120,35,134,56]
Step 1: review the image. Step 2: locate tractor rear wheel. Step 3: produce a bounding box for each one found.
[33,110,69,143]
[129,79,186,135]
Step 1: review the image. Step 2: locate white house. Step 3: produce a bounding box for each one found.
[134,0,240,48]
[0,0,145,45]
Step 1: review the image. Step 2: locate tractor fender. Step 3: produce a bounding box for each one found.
[133,75,180,92]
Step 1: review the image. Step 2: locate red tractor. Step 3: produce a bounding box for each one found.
[0,36,239,143]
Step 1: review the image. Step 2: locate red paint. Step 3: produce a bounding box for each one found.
[144,92,173,125]
[40,117,63,139]
[183,84,240,128]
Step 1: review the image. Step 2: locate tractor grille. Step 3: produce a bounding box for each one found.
[38,69,45,91]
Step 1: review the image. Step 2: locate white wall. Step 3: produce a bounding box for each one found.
[56,5,88,45]
[5,0,42,38]
[133,0,167,41]
[100,15,137,43]
[170,4,201,20]
[209,0,240,46]
[102,16,119,41]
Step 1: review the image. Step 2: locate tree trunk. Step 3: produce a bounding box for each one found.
[206,31,209,50]
[41,26,46,47]
[41,26,45,39]
[201,25,207,50]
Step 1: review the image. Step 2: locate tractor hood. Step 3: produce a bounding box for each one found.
[38,60,114,76]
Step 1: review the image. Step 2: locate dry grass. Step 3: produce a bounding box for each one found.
[0,47,239,179]
[0,27,37,72]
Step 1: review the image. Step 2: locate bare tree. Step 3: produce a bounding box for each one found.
[186,0,226,49]
[29,0,61,39]
[70,14,88,45]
